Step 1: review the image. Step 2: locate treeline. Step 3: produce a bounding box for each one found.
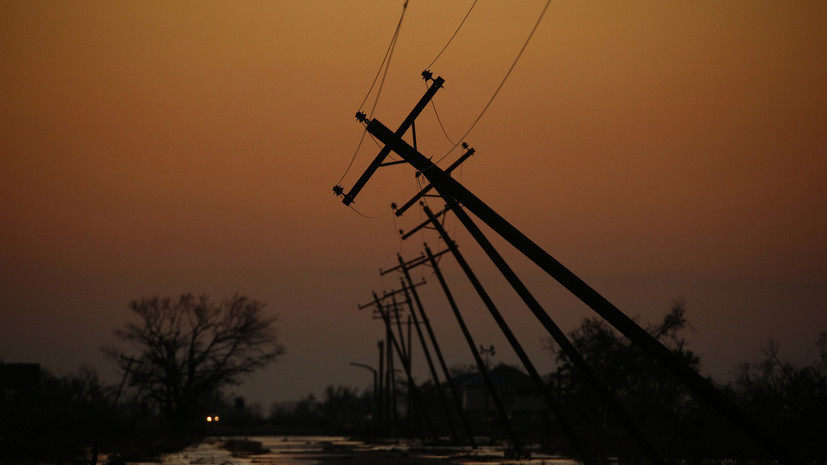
[0,366,374,463]
[266,300,827,460]
[199,300,827,460]
[0,365,207,464]
[544,299,827,461]
[2,303,825,463]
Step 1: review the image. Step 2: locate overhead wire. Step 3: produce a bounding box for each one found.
[335,0,410,187]
[367,132,386,149]
[420,1,479,148]
[412,1,483,260]
[430,0,553,167]
[348,204,386,219]
[425,0,479,70]
[340,0,552,228]
[367,1,408,119]
[426,81,458,146]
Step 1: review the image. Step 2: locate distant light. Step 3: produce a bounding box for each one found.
[206,416,213,422]
[214,416,220,422]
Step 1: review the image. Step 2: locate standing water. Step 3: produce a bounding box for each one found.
[143,435,580,465]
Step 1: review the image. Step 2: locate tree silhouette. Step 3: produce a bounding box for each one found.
[104,293,284,430]
[546,298,701,456]
[734,334,827,459]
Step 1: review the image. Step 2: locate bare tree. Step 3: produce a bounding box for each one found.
[104,293,285,430]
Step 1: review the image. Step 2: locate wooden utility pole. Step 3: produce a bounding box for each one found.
[396,276,459,444]
[377,340,385,428]
[390,253,477,447]
[390,258,470,445]
[438,192,698,461]
[395,166,647,461]
[419,242,522,455]
[423,203,645,465]
[342,76,801,465]
[416,205,594,460]
[362,291,436,439]
[390,296,409,363]
[345,90,801,464]
[368,300,402,434]
[387,323,398,432]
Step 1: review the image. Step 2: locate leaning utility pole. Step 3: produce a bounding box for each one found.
[415,205,598,464]
[398,164,655,461]
[337,75,802,465]
[436,190,669,460]
[396,275,460,444]
[362,291,436,439]
[419,242,522,455]
[384,252,477,447]
[377,340,385,428]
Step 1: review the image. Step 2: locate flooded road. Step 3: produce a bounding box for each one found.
[148,435,579,465]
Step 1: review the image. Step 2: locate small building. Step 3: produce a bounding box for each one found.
[455,364,545,421]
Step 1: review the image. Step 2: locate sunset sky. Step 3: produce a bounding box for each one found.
[2,1,825,407]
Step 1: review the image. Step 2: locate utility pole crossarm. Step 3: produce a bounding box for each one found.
[400,204,450,240]
[394,146,475,217]
[340,76,445,206]
[394,248,452,272]
[378,280,428,302]
[380,253,426,276]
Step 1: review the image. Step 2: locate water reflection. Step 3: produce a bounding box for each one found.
[155,435,579,465]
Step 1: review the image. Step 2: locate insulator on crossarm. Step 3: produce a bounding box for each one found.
[355,111,368,123]
[421,70,433,82]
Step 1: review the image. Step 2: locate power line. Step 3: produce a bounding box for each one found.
[426,81,457,146]
[335,1,410,188]
[421,0,479,147]
[425,0,479,70]
[349,204,386,219]
[367,6,407,118]
[359,1,410,115]
[430,0,552,167]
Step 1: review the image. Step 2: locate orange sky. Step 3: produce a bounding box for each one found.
[2,1,826,405]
